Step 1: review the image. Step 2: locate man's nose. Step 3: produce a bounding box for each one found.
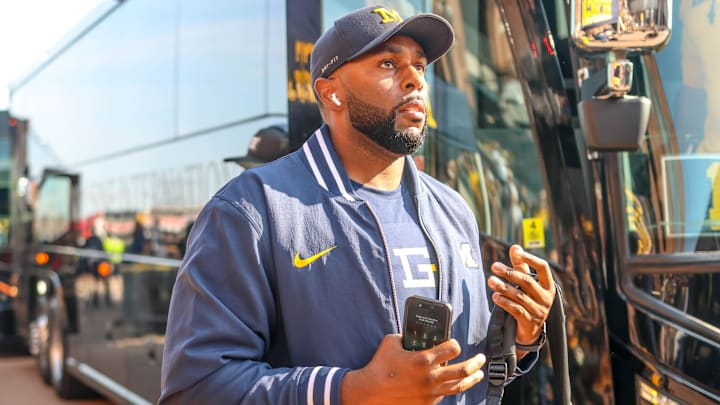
[400,64,425,91]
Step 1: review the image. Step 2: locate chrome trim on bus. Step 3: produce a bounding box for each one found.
[626,344,720,404]
[72,112,287,167]
[604,153,720,349]
[626,253,720,274]
[38,244,182,267]
[68,358,153,405]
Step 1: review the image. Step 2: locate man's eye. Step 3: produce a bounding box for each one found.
[380,60,395,69]
[415,64,427,74]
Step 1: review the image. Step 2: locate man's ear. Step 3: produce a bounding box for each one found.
[314,78,343,110]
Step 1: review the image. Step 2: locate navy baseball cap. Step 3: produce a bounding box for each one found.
[224,125,289,169]
[310,5,455,84]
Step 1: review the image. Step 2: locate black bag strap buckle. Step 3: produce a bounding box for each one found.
[487,359,509,387]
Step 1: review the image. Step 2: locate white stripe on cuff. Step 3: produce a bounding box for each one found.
[323,367,341,405]
[307,367,321,405]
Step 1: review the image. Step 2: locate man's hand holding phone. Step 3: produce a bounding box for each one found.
[340,296,485,404]
[340,334,486,405]
[402,295,452,352]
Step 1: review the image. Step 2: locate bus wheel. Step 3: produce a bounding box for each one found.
[32,296,51,384]
[47,297,95,399]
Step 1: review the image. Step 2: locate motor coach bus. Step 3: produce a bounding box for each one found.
[7,0,719,403]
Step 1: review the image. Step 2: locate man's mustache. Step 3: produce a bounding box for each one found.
[392,95,426,114]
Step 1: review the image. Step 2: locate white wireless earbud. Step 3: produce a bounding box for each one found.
[330,93,342,106]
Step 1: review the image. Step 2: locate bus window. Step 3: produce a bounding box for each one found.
[0,136,10,247]
[616,4,720,392]
[425,0,556,259]
[33,176,73,245]
[178,0,286,134]
[620,15,720,255]
[620,0,720,256]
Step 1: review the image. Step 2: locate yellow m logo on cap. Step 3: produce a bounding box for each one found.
[373,7,403,23]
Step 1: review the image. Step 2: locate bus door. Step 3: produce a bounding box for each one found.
[560,0,720,400]
[22,169,100,393]
[422,0,614,403]
[0,112,25,337]
[599,53,720,405]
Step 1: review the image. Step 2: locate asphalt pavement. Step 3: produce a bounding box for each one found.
[0,338,111,405]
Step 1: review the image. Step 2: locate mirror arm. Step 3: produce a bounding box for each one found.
[580,57,634,100]
[577,54,649,151]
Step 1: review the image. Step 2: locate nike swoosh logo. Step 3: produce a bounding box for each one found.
[293,246,336,268]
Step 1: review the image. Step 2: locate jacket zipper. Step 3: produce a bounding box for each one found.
[415,196,443,301]
[364,201,402,333]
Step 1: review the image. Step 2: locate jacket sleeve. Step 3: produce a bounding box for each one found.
[159,195,349,404]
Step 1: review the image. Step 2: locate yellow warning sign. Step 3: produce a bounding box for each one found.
[707,162,720,230]
[581,0,614,28]
[522,217,545,249]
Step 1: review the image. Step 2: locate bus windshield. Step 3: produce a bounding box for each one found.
[621,0,720,255]
[0,114,12,248]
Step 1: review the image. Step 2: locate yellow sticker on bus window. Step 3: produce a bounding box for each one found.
[522,217,545,249]
[707,162,720,230]
[581,0,614,28]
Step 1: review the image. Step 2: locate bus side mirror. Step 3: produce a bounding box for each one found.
[578,60,651,151]
[571,0,672,52]
[580,95,651,151]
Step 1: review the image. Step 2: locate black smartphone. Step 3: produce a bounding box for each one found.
[402,295,452,351]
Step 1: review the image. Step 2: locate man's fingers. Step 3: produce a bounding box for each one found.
[491,291,538,324]
[508,245,555,292]
[433,369,485,396]
[450,369,485,395]
[431,353,486,381]
[426,354,486,396]
[421,339,462,367]
[492,292,545,344]
[489,262,550,306]
[488,277,546,319]
[509,244,531,274]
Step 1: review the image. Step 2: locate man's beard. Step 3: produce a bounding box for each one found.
[345,91,427,155]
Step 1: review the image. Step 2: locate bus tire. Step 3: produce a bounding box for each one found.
[33,295,51,384]
[47,295,95,399]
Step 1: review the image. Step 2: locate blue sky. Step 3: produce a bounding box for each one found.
[0,0,102,110]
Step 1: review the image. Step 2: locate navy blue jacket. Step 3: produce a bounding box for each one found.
[160,126,533,404]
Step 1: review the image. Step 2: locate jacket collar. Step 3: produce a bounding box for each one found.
[300,124,425,201]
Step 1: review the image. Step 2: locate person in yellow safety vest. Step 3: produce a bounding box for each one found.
[93,232,123,307]
[102,234,125,265]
